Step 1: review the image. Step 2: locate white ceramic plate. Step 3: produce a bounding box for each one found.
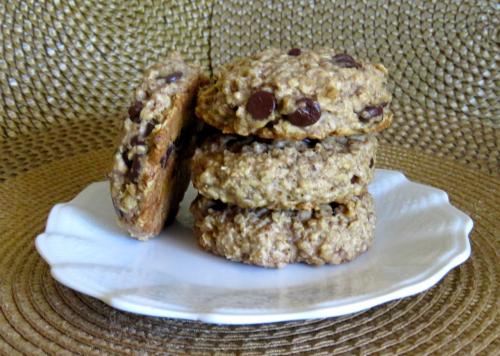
[35,170,472,325]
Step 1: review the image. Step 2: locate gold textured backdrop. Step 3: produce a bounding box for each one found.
[0,0,498,354]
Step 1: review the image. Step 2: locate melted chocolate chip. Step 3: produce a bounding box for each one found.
[246,91,276,120]
[288,48,301,56]
[358,105,384,122]
[128,101,143,123]
[329,202,341,215]
[130,135,145,146]
[351,175,361,184]
[160,144,174,168]
[332,53,361,69]
[369,158,374,168]
[144,119,158,136]
[121,150,132,168]
[159,71,183,84]
[285,98,321,127]
[209,200,227,211]
[330,202,347,215]
[127,157,141,183]
[303,138,320,148]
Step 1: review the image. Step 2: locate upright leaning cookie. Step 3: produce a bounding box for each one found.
[192,134,376,210]
[196,48,392,139]
[110,53,205,240]
[191,193,375,268]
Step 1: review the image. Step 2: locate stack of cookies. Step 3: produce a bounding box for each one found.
[191,48,392,268]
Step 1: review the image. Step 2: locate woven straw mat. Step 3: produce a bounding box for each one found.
[0,0,498,354]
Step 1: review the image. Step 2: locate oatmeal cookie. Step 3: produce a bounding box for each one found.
[190,193,375,268]
[110,53,206,240]
[192,134,376,209]
[196,48,392,139]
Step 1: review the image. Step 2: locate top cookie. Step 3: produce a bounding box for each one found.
[196,48,392,139]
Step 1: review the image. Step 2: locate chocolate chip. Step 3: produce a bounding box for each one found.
[329,202,347,215]
[303,138,320,148]
[288,48,301,56]
[130,135,145,146]
[144,119,158,136]
[358,105,384,122]
[332,53,361,69]
[128,101,143,123]
[329,202,341,215]
[159,71,183,84]
[209,200,227,212]
[127,157,141,183]
[246,91,276,120]
[351,175,361,184]
[121,150,132,168]
[285,98,321,127]
[160,144,174,168]
[369,158,374,168]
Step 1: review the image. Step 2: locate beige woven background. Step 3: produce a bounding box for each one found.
[0,0,498,354]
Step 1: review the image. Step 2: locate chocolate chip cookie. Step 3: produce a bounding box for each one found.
[196,48,392,139]
[110,53,206,240]
[191,193,375,268]
[192,134,376,210]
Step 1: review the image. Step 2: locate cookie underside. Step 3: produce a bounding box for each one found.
[190,193,375,268]
[110,55,204,240]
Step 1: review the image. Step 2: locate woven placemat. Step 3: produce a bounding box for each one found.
[0,0,499,354]
[0,0,211,138]
[0,127,498,354]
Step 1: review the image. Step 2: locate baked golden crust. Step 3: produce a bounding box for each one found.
[109,53,206,240]
[196,48,392,139]
[190,193,375,268]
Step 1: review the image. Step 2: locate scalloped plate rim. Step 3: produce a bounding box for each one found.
[35,169,473,324]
